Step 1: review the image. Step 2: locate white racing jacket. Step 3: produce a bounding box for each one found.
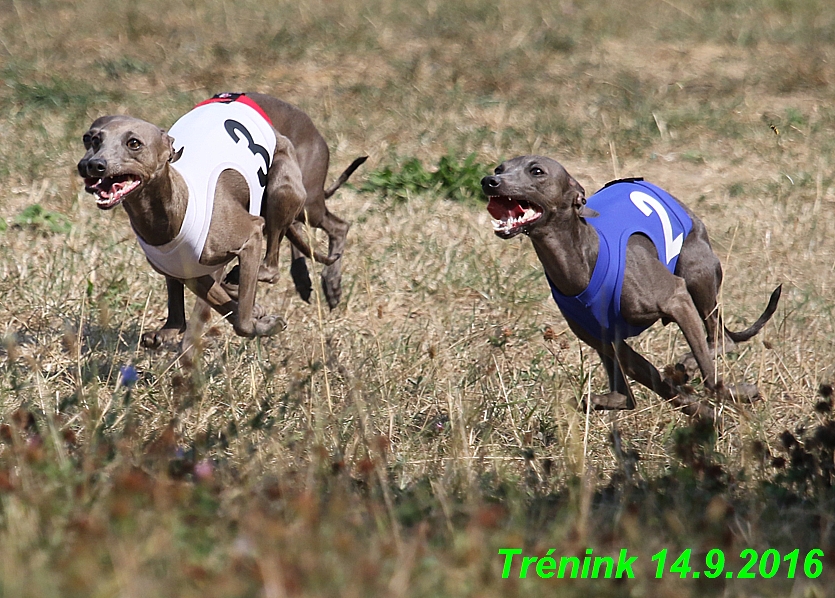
[136,94,277,280]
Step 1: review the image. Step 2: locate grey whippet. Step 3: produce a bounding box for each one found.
[78,92,365,353]
[482,156,780,418]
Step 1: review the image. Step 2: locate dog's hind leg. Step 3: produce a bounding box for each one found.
[259,133,306,285]
[319,210,350,309]
[656,276,720,391]
[674,219,732,369]
[289,242,313,303]
[286,223,339,265]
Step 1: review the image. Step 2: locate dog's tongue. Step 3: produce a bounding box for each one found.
[487,196,524,221]
[103,178,133,197]
[84,174,141,209]
[88,175,139,199]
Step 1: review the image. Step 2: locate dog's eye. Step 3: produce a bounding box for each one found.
[127,138,142,150]
[531,166,545,176]
[82,134,92,149]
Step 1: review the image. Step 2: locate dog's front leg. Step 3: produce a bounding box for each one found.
[183,270,282,338]
[566,323,634,410]
[591,348,636,410]
[184,273,236,322]
[233,221,285,337]
[141,276,187,349]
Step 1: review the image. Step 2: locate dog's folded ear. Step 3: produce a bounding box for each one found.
[568,175,586,204]
[568,175,596,218]
[162,130,183,163]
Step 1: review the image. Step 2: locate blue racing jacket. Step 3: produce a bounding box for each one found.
[547,179,693,344]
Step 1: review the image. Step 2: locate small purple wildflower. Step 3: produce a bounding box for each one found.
[119,364,138,388]
[194,459,214,482]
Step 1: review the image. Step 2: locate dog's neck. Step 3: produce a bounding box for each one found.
[122,165,188,247]
[529,215,599,297]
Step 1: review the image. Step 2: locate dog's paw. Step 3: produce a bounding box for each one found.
[258,264,281,284]
[675,352,699,379]
[317,251,342,267]
[718,382,761,403]
[321,264,343,310]
[690,402,715,420]
[253,314,287,337]
[141,327,183,350]
[673,390,715,420]
[677,339,738,379]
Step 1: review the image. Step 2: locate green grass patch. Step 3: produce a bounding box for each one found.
[359,152,489,203]
[13,204,72,235]
[97,56,152,80]
[10,75,110,113]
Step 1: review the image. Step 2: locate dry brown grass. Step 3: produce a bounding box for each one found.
[1,0,835,595]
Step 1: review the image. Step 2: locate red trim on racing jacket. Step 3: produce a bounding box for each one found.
[194,93,273,126]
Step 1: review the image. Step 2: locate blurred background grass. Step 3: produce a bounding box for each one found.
[1,0,835,596]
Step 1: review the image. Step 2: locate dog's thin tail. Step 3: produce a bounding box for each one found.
[723,284,782,343]
[324,155,368,199]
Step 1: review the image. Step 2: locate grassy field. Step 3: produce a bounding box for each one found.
[2,0,835,595]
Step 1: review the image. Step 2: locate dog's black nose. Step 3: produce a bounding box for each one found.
[482,175,501,190]
[79,158,107,178]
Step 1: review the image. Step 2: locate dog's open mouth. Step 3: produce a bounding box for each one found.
[486,195,544,238]
[84,174,141,209]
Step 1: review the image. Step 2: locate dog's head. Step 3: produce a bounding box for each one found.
[77,116,178,210]
[481,156,589,239]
